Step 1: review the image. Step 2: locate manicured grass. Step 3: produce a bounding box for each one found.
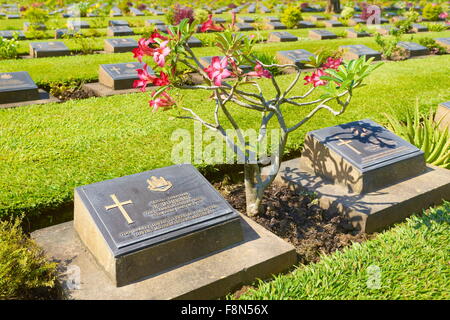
[0,56,449,219]
[1,30,449,86]
[236,202,450,300]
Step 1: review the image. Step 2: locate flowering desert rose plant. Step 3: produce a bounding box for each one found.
[132,17,382,216]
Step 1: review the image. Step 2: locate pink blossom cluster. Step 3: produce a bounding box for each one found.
[303,57,342,87]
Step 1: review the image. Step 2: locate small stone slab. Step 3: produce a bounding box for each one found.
[397,41,429,57]
[32,213,296,299]
[298,21,316,28]
[0,30,25,40]
[67,20,90,30]
[268,31,298,42]
[266,22,287,30]
[330,14,340,21]
[260,5,271,13]
[377,25,398,35]
[99,62,152,90]
[145,19,165,27]
[435,37,450,53]
[323,20,343,28]
[23,22,46,31]
[155,25,169,33]
[309,29,337,40]
[435,101,450,130]
[7,14,20,19]
[104,38,138,53]
[109,20,129,27]
[348,17,365,26]
[130,7,144,16]
[106,26,135,37]
[379,17,389,24]
[238,16,255,23]
[0,71,40,104]
[235,22,254,31]
[299,119,425,193]
[266,159,450,233]
[411,23,428,32]
[29,41,70,58]
[212,17,226,24]
[73,164,245,287]
[309,15,325,22]
[266,16,280,22]
[346,28,370,38]
[110,8,123,17]
[276,49,315,68]
[54,28,75,39]
[187,36,202,48]
[340,44,381,60]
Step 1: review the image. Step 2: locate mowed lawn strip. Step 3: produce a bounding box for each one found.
[0,56,449,218]
[236,202,450,300]
[0,30,449,86]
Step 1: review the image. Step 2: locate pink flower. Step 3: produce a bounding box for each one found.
[200,15,224,32]
[132,38,154,63]
[149,91,175,112]
[439,12,448,19]
[304,69,327,87]
[153,41,171,67]
[246,63,272,79]
[322,57,342,70]
[133,64,156,92]
[153,71,170,86]
[204,56,232,86]
[149,31,168,43]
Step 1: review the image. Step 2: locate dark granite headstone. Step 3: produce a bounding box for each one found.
[397,41,429,57]
[377,26,398,35]
[309,15,325,22]
[300,119,425,193]
[435,37,450,52]
[435,101,450,130]
[411,23,428,32]
[145,19,165,27]
[346,28,370,38]
[238,16,255,23]
[130,7,144,16]
[29,41,70,58]
[260,5,271,13]
[298,21,316,28]
[74,164,243,286]
[276,49,315,68]
[323,20,343,27]
[110,7,123,17]
[109,20,129,27]
[266,16,280,22]
[187,36,202,48]
[340,44,381,60]
[7,14,20,19]
[106,26,135,37]
[104,38,138,53]
[0,30,25,40]
[266,22,287,30]
[23,22,46,32]
[309,29,338,40]
[348,17,365,26]
[54,28,76,39]
[0,71,40,104]
[99,62,153,90]
[268,31,298,42]
[212,17,226,24]
[67,20,90,30]
[235,22,254,31]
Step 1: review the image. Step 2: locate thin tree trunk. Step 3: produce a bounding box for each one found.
[244,163,264,216]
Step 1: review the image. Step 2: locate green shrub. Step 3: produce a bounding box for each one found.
[0,36,19,60]
[194,8,209,24]
[0,218,57,299]
[340,6,355,19]
[252,51,281,76]
[375,33,408,60]
[422,3,443,21]
[425,22,448,32]
[23,7,49,26]
[280,6,302,29]
[417,37,446,54]
[384,102,450,168]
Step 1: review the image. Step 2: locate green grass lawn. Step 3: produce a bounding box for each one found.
[1,30,449,86]
[236,201,450,300]
[0,55,449,219]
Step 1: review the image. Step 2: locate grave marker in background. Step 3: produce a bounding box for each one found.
[309,29,337,40]
[104,38,138,53]
[29,41,70,58]
[99,62,153,90]
[276,49,315,68]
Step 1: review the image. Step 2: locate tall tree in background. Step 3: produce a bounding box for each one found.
[326,0,341,13]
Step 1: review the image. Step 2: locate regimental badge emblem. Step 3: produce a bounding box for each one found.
[0,74,12,79]
[147,176,172,192]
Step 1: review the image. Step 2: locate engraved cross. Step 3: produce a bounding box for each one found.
[110,66,121,74]
[337,138,362,155]
[105,194,134,224]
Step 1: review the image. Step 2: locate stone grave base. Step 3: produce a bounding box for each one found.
[32,214,297,300]
[262,158,450,233]
[83,82,155,97]
[0,89,59,109]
